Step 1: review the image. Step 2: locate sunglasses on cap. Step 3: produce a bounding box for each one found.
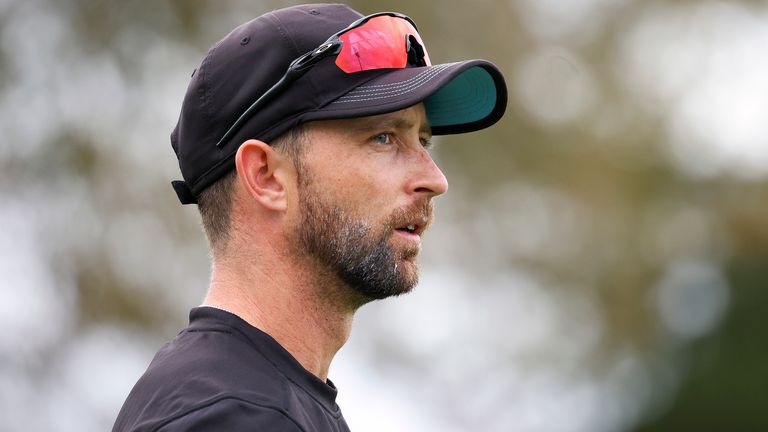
[215,12,431,149]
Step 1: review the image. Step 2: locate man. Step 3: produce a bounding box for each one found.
[113,3,506,431]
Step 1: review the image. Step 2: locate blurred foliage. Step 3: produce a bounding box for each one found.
[637,255,768,431]
[1,0,767,430]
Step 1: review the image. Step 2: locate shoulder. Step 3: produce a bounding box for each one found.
[152,323,285,388]
[114,309,350,432]
[113,326,290,431]
[149,323,287,396]
[154,397,305,432]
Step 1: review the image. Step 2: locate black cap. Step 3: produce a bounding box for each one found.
[171,3,507,204]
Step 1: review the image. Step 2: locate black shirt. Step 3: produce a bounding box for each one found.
[112,307,351,432]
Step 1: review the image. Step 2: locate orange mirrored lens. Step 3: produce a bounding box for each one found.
[335,15,430,73]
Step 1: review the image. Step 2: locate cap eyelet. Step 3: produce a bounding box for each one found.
[240,36,250,45]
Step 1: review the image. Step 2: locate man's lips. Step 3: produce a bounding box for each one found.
[395,224,419,235]
[394,228,422,245]
[390,200,434,239]
[395,226,420,238]
[395,217,429,236]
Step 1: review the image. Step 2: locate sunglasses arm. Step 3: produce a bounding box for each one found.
[291,41,342,72]
[215,41,342,149]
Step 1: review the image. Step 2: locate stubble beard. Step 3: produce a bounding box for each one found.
[294,174,432,303]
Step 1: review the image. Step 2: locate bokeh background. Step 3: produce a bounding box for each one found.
[2,0,767,430]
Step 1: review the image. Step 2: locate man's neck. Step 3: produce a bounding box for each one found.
[203,255,363,381]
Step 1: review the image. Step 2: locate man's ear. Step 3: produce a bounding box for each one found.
[235,139,290,212]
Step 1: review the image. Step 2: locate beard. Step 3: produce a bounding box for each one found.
[293,172,433,302]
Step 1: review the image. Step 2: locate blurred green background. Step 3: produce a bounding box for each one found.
[1,0,766,430]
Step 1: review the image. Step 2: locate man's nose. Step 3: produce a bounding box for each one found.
[408,148,449,198]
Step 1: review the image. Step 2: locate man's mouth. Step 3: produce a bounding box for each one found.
[394,219,428,237]
[397,224,418,234]
[390,201,433,239]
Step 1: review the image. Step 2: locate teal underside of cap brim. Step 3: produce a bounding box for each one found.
[424,66,497,128]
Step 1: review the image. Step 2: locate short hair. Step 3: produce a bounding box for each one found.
[197,125,306,254]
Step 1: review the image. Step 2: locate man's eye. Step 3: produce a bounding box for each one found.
[371,133,392,145]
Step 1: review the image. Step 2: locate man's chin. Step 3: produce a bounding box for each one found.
[351,258,420,302]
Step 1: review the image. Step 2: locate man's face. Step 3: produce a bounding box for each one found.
[289,103,448,301]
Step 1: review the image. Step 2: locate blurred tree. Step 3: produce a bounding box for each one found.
[1,0,767,431]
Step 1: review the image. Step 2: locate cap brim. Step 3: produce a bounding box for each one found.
[302,60,508,135]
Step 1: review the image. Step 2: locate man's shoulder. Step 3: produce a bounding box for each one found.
[147,396,306,432]
[113,317,291,431]
[113,308,350,432]
[149,318,286,392]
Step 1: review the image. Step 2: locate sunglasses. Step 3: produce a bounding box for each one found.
[215,12,431,148]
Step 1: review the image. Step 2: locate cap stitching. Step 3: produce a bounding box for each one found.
[332,63,453,97]
[265,11,323,107]
[198,43,221,134]
[332,65,450,100]
[331,66,451,103]
[346,63,458,91]
[264,12,304,59]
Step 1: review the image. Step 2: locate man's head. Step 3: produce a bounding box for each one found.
[171,3,507,299]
